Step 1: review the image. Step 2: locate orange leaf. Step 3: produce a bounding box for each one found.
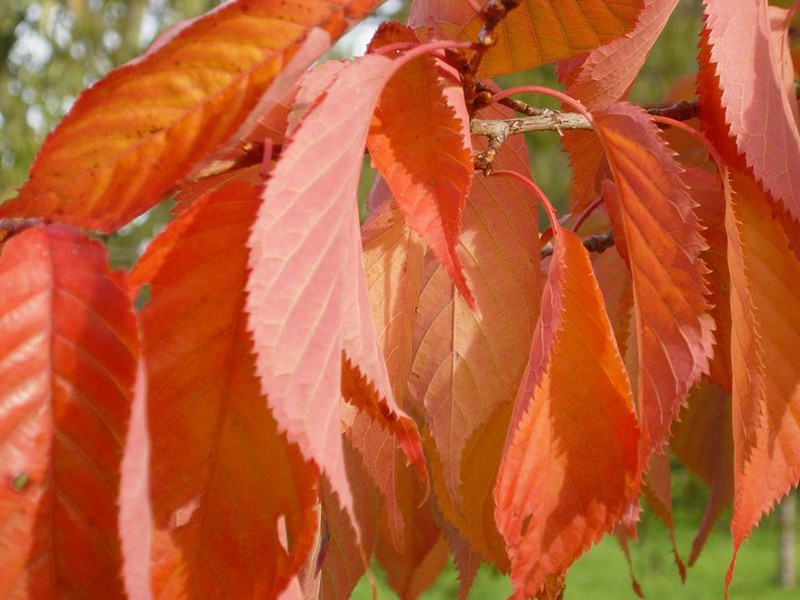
[316,440,379,600]
[367,23,475,308]
[245,54,427,524]
[0,225,138,597]
[409,0,643,76]
[494,225,640,599]
[409,101,541,514]
[672,380,732,566]
[702,0,800,219]
[642,450,686,582]
[132,184,319,598]
[594,102,714,460]
[358,187,428,545]
[724,167,800,591]
[0,0,374,231]
[560,0,679,110]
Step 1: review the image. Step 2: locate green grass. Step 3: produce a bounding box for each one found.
[353,504,799,599]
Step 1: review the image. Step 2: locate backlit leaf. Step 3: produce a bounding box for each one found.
[0,0,376,231]
[246,54,426,523]
[594,102,714,460]
[495,224,640,600]
[724,167,800,591]
[409,101,540,517]
[560,0,680,110]
[702,0,800,219]
[367,23,475,308]
[131,183,319,599]
[672,380,732,565]
[0,225,138,597]
[409,0,644,76]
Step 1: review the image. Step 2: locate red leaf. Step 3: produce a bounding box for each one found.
[131,184,319,598]
[702,0,800,219]
[0,225,139,597]
[642,450,687,581]
[409,0,644,76]
[724,167,800,591]
[245,54,427,523]
[494,224,640,599]
[0,0,374,231]
[118,360,153,600]
[367,23,475,308]
[594,102,714,460]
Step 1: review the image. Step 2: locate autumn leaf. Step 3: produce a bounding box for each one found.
[702,0,800,219]
[724,167,800,591]
[246,54,427,523]
[317,440,379,600]
[118,360,153,600]
[560,0,679,110]
[0,0,377,231]
[131,183,319,599]
[494,223,640,600]
[594,102,714,460]
[672,380,732,565]
[408,101,540,519]
[0,225,138,597]
[367,22,475,308]
[409,0,644,76]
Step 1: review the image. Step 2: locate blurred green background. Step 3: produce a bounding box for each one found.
[1,1,797,597]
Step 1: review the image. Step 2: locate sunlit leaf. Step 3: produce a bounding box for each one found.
[131,183,319,598]
[495,223,640,599]
[409,0,644,76]
[724,167,800,591]
[594,102,714,460]
[0,225,138,596]
[0,0,376,231]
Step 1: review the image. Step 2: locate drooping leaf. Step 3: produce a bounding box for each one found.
[367,23,475,308]
[245,54,427,523]
[131,183,319,599]
[118,360,153,600]
[494,223,640,600]
[317,439,379,600]
[358,184,428,545]
[0,225,139,597]
[408,0,644,77]
[672,380,733,565]
[684,167,731,391]
[375,452,449,600]
[702,0,800,219]
[594,102,714,460]
[642,450,686,582]
[0,0,375,231]
[409,101,540,518]
[724,167,800,591]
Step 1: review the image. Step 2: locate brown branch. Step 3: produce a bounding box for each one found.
[540,230,615,259]
[471,99,703,173]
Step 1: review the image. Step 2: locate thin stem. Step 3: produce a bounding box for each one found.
[492,85,593,126]
[649,115,726,177]
[572,196,604,233]
[492,169,560,231]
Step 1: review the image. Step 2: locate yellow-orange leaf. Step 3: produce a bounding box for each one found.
[0,0,375,231]
[724,168,800,591]
[131,184,319,599]
[495,225,640,599]
[594,102,714,460]
[409,0,643,77]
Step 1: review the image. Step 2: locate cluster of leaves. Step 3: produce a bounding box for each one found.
[0,0,799,598]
